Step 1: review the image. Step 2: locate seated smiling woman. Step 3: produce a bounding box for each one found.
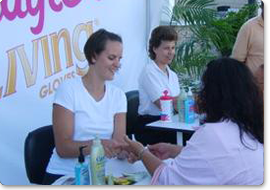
[43,29,128,185]
[135,26,181,146]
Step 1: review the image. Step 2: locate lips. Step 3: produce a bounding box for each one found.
[109,69,115,75]
[109,67,118,75]
[166,57,174,62]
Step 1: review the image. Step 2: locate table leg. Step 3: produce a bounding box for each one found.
[176,132,183,146]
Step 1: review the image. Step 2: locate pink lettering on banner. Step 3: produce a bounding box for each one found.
[0,0,82,35]
[49,0,64,12]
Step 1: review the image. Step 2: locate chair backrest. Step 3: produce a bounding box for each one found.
[125,90,139,138]
[24,125,55,184]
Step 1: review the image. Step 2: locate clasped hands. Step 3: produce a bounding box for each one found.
[101,136,181,162]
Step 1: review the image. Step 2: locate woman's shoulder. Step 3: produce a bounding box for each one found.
[106,83,125,96]
[191,120,239,143]
[168,68,178,78]
[199,120,238,134]
[56,77,81,92]
[241,15,261,31]
[192,119,261,152]
[142,62,155,74]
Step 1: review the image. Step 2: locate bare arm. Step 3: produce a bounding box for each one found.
[112,112,126,142]
[140,150,163,176]
[123,136,163,176]
[53,105,126,158]
[52,104,92,158]
[148,143,182,160]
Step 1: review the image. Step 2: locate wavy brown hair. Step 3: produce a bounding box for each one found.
[148,26,178,60]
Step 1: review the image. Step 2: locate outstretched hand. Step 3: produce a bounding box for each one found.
[122,135,144,163]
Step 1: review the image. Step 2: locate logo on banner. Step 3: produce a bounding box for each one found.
[0,0,83,35]
[0,19,101,100]
[0,0,105,100]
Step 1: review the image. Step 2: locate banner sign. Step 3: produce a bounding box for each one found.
[0,0,148,184]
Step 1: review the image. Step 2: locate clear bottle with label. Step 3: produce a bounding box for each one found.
[90,136,106,185]
[177,87,187,122]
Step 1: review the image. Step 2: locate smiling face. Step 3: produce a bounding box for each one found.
[153,40,176,66]
[92,40,123,81]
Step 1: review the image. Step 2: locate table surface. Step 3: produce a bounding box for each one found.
[106,158,151,185]
[52,158,151,185]
[146,114,200,133]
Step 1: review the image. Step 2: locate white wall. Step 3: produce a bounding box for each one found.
[0,0,149,185]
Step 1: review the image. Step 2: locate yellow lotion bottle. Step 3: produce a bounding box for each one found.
[90,136,106,185]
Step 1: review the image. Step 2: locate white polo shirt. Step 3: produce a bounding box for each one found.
[46,77,127,176]
[138,61,180,116]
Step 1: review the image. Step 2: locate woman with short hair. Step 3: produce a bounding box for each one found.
[136,26,180,145]
[43,29,127,184]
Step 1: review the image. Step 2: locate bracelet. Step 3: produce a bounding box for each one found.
[138,146,148,160]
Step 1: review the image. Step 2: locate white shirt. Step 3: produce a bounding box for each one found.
[138,61,180,116]
[151,120,264,185]
[47,77,127,175]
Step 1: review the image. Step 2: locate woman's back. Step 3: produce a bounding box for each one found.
[178,120,263,185]
[153,120,263,185]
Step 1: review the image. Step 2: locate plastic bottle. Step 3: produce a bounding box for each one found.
[184,87,195,123]
[160,90,173,122]
[90,136,106,185]
[75,146,90,185]
[177,87,187,122]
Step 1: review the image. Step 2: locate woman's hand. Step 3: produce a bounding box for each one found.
[148,143,182,160]
[123,136,164,176]
[122,136,145,163]
[116,150,129,160]
[101,139,123,158]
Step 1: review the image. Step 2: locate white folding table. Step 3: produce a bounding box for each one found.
[146,115,200,145]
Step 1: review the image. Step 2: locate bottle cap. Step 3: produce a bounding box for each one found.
[93,136,101,146]
[187,87,193,96]
[78,146,87,163]
[160,90,173,100]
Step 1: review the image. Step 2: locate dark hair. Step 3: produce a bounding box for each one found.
[84,29,122,65]
[197,57,264,146]
[148,26,178,60]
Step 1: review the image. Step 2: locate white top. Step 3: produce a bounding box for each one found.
[138,61,180,116]
[47,77,127,175]
[151,120,264,185]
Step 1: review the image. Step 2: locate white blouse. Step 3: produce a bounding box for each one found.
[138,61,180,116]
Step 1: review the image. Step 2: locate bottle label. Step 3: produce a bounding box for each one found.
[75,165,90,185]
[160,100,173,122]
[177,98,185,122]
[184,99,195,123]
[91,154,106,185]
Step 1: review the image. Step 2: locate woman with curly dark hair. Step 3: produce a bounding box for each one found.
[124,57,264,185]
